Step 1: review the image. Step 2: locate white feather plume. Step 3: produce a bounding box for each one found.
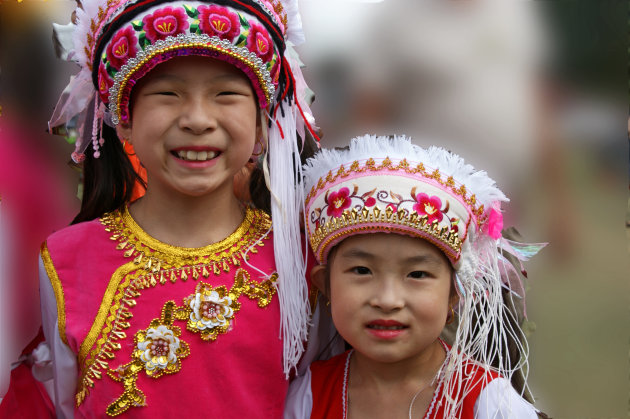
[282,0,305,45]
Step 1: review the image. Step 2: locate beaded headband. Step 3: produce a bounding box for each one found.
[303,135,507,267]
[92,1,285,125]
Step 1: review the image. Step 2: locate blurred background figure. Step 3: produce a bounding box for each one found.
[0,0,77,415]
[298,0,627,418]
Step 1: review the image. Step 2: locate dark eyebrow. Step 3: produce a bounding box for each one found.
[339,248,445,267]
[403,254,445,267]
[337,248,375,261]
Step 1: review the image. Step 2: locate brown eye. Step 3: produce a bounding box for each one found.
[351,266,371,275]
[408,271,428,279]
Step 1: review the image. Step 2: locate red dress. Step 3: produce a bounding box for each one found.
[308,350,499,419]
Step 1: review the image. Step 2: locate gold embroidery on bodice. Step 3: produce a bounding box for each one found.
[75,207,275,412]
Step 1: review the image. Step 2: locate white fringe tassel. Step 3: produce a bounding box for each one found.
[268,103,310,376]
[438,233,530,418]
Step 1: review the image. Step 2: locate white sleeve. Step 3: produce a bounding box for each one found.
[39,255,77,419]
[284,367,312,419]
[474,377,538,419]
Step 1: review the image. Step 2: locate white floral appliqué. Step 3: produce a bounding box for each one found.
[189,290,234,330]
[137,325,181,371]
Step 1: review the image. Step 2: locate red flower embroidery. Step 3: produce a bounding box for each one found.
[386,203,398,212]
[142,6,190,43]
[247,22,274,63]
[198,5,240,41]
[413,193,444,224]
[365,197,376,207]
[97,63,112,102]
[106,26,138,70]
[326,187,352,217]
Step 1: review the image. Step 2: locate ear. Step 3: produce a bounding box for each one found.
[310,264,328,298]
[116,122,132,143]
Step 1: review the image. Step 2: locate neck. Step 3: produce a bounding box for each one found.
[128,181,245,248]
[351,340,446,390]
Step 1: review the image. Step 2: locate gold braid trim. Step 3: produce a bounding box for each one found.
[105,270,277,416]
[311,206,464,262]
[40,243,68,346]
[75,207,272,406]
[76,262,138,406]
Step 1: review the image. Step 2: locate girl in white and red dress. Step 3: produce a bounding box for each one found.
[38,0,327,417]
[285,135,545,419]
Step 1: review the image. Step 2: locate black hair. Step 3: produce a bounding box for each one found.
[71,123,146,224]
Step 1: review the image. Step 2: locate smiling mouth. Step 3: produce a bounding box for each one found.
[173,150,219,161]
[367,324,407,330]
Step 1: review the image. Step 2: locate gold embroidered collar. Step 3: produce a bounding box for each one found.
[101,206,272,286]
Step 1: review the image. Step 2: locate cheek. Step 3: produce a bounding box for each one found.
[329,281,364,330]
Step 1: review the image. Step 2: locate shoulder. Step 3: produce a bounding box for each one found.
[474,377,538,419]
[44,217,107,255]
[310,350,350,378]
[309,350,349,400]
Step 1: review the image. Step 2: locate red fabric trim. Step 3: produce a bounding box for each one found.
[309,351,348,419]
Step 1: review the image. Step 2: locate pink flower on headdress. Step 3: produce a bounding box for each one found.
[142,6,190,43]
[326,187,352,217]
[247,22,274,63]
[97,63,113,102]
[106,26,138,70]
[486,203,503,239]
[413,193,444,224]
[365,197,376,207]
[198,5,240,42]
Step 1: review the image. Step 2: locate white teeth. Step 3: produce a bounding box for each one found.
[177,150,217,161]
[368,325,405,330]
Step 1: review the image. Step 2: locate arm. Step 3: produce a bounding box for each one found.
[474,378,538,419]
[39,255,77,419]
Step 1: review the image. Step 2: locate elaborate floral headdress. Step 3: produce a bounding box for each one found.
[303,135,544,417]
[50,0,317,375]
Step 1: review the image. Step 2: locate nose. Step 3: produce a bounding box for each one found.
[369,276,405,313]
[178,96,218,134]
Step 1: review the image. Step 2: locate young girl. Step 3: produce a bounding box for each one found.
[40,0,320,417]
[285,135,544,418]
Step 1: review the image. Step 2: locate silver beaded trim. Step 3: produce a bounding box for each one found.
[107,33,274,125]
[250,0,282,28]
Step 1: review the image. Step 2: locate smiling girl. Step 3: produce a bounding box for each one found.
[285,135,544,418]
[40,0,319,417]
